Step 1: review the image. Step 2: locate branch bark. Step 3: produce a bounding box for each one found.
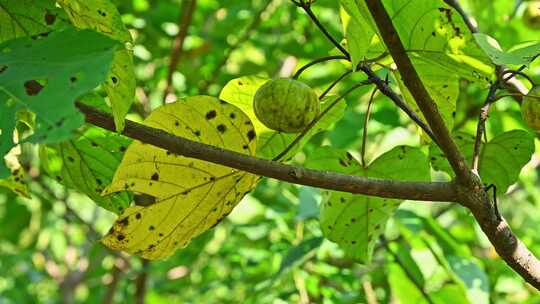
[363,0,472,185]
[364,0,540,290]
[75,101,457,202]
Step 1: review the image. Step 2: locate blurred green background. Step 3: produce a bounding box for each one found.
[1,0,540,303]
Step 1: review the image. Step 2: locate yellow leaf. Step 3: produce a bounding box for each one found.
[0,146,29,198]
[101,96,258,259]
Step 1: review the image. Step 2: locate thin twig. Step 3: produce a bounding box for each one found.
[319,70,352,99]
[445,0,530,100]
[443,0,478,33]
[135,259,150,304]
[502,68,536,86]
[163,0,198,103]
[273,80,372,161]
[292,55,348,79]
[359,64,437,142]
[472,84,498,172]
[103,263,124,304]
[297,2,350,59]
[361,88,377,167]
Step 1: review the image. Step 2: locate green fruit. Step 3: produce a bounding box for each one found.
[253,78,319,133]
[523,1,540,29]
[521,86,540,131]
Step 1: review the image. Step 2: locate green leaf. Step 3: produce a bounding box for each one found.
[0,27,117,178]
[101,96,259,259]
[381,1,494,81]
[474,33,540,65]
[430,130,534,195]
[0,167,29,198]
[296,187,320,221]
[40,126,132,214]
[446,255,489,304]
[0,0,68,43]
[394,68,459,131]
[0,198,31,244]
[306,145,430,263]
[219,76,346,160]
[388,263,429,304]
[339,1,381,68]
[274,237,323,279]
[0,140,29,198]
[398,211,490,304]
[390,242,426,287]
[58,0,135,131]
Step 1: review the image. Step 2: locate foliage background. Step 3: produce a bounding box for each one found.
[1,0,540,303]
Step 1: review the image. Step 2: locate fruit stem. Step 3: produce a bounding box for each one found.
[292,55,348,80]
[361,88,378,167]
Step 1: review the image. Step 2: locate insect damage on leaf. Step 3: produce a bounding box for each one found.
[58,0,135,132]
[101,96,258,260]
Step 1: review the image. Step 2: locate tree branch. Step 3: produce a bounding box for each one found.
[292,55,348,79]
[163,0,198,103]
[75,101,457,202]
[364,0,472,185]
[364,0,540,290]
[358,64,437,142]
[472,84,498,172]
[134,259,150,304]
[444,0,529,99]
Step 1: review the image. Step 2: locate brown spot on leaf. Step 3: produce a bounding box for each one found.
[247,130,256,141]
[119,217,129,226]
[24,80,44,96]
[44,12,56,25]
[217,124,226,133]
[206,110,217,119]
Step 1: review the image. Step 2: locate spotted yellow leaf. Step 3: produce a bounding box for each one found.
[102,96,258,259]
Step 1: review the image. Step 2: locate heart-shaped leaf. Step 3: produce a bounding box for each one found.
[306,145,430,263]
[101,96,258,259]
[429,130,534,195]
[0,27,117,178]
[40,126,132,214]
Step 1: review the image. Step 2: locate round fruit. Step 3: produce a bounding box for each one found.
[521,86,540,131]
[523,1,540,29]
[253,78,319,133]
